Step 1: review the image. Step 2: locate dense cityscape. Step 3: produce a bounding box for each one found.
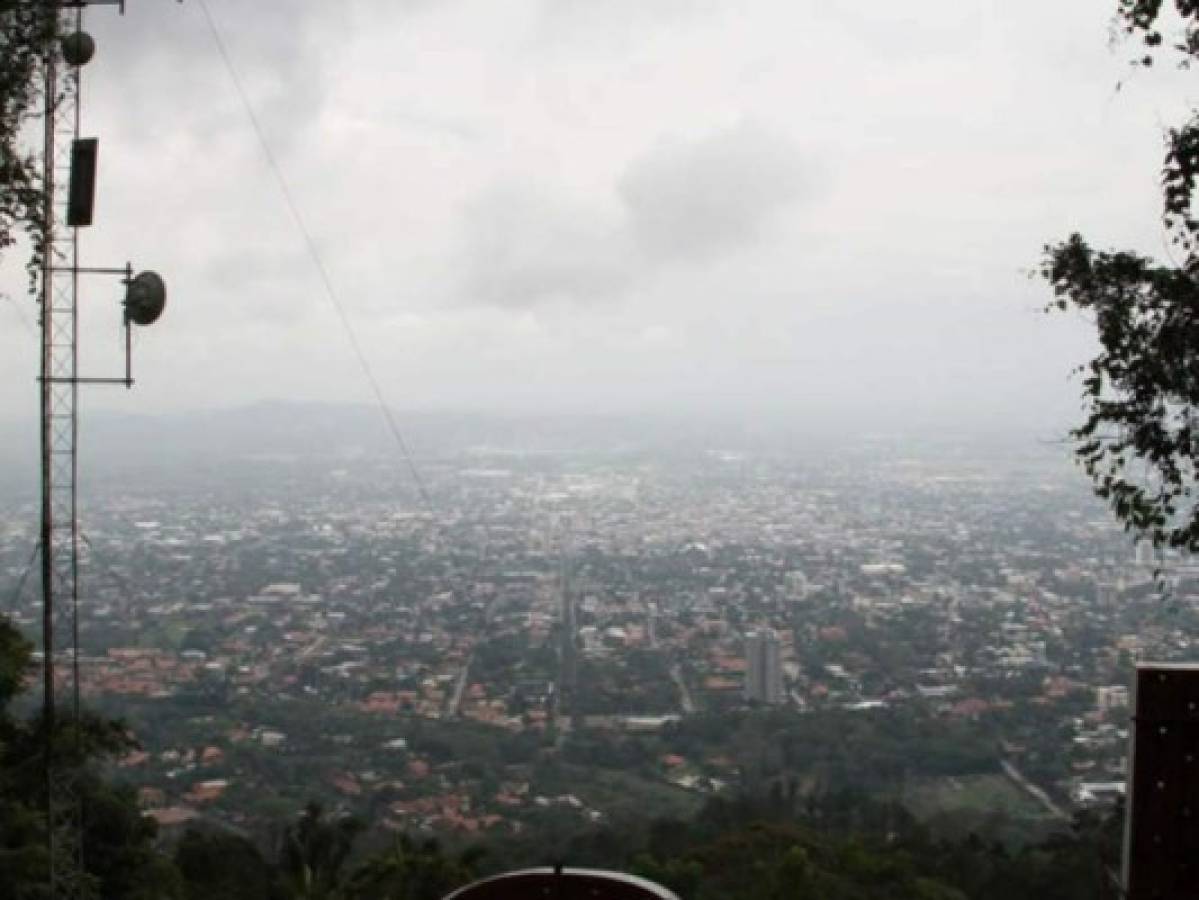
[3,423,1188,849]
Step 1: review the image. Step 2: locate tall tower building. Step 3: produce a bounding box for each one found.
[744,628,783,705]
[785,570,809,603]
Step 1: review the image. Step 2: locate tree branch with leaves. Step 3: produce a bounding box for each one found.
[1045,2,1199,552]
[0,1,55,279]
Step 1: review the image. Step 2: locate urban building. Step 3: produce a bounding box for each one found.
[744,628,783,705]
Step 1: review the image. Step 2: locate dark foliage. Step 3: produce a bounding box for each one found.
[346,834,477,900]
[278,801,366,900]
[1045,2,1199,552]
[175,826,282,900]
[485,788,1122,900]
[0,617,180,899]
[0,1,54,278]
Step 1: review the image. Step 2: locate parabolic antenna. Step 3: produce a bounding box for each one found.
[124,271,166,326]
[61,32,96,67]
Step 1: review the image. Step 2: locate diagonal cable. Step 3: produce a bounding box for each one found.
[5,541,41,613]
[193,0,433,511]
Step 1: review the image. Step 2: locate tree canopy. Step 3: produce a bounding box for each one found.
[1045,2,1199,552]
[0,1,54,275]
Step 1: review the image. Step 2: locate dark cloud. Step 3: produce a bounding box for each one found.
[458,124,809,307]
[89,0,435,156]
[618,123,807,262]
[76,3,329,160]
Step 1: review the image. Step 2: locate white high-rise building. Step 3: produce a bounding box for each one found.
[744,628,784,705]
[785,570,809,603]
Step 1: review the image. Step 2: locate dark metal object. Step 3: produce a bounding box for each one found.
[124,271,166,325]
[60,32,94,66]
[67,138,97,227]
[443,868,680,900]
[1122,663,1199,899]
[35,262,161,389]
[40,11,86,896]
[57,1,126,11]
[45,377,136,385]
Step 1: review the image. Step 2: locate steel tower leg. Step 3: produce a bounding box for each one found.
[40,4,88,897]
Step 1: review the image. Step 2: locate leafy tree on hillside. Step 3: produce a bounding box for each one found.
[278,801,364,900]
[0,616,180,899]
[345,834,477,900]
[175,826,282,900]
[0,1,54,275]
[1044,3,1199,552]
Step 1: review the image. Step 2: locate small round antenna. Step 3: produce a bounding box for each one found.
[61,32,96,67]
[124,271,166,326]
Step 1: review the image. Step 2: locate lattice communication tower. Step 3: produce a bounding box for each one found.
[36,2,167,896]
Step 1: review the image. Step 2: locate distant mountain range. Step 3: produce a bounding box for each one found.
[0,400,1073,498]
[0,401,693,465]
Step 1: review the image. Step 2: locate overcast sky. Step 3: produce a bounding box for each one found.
[0,0,1193,434]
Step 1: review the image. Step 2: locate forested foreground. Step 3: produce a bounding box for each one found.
[2,617,1123,900]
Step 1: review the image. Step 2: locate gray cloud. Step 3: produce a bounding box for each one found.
[87,3,328,156]
[458,123,809,307]
[0,0,1178,430]
[618,123,807,263]
[460,182,632,307]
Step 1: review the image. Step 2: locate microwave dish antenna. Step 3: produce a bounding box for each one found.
[60,32,95,66]
[124,271,166,326]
